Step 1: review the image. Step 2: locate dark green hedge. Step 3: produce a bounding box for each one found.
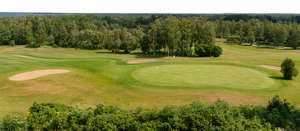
[1,96,299,130]
[195,44,223,57]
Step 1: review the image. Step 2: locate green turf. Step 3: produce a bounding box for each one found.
[133,64,274,89]
[0,43,299,116]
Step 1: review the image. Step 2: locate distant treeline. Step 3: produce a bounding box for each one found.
[216,19,300,49]
[2,13,300,23]
[219,14,300,23]
[0,15,221,57]
[1,96,300,130]
[0,14,300,56]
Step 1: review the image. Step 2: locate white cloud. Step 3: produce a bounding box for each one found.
[0,0,300,13]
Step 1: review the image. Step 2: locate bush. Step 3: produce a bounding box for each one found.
[176,48,194,56]
[265,96,298,129]
[2,96,300,130]
[0,113,25,131]
[26,41,41,48]
[281,58,298,80]
[9,40,15,47]
[195,44,222,57]
[226,36,240,43]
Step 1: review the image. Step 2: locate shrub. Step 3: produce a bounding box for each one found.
[26,103,72,130]
[281,58,298,80]
[195,44,222,57]
[0,113,25,131]
[265,95,300,129]
[2,96,300,130]
[176,48,193,56]
[9,40,15,47]
[226,36,240,43]
[26,41,41,48]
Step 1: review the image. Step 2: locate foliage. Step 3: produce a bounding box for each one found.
[216,19,300,48]
[287,26,300,49]
[0,15,221,57]
[195,44,223,57]
[1,96,300,130]
[8,40,15,47]
[226,36,240,43]
[281,58,298,80]
[1,14,300,51]
[144,17,217,56]
[0,113,25,131]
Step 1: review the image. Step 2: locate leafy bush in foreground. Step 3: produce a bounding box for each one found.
[0,96,299,130]
[0,113,25,131]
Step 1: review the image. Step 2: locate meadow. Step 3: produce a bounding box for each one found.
[0,42,299,116]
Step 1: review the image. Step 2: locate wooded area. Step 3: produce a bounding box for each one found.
[0,14,299,57]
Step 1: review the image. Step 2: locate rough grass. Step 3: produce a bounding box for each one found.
[0,43,299,116]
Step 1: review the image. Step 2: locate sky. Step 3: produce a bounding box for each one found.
[1,0,300,13]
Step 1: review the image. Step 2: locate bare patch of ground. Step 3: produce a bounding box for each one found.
[154,91,267,106]
[128,59,164,64]
[259,64,281,71]
[22,83,67,95]
[9,69,70,81]
[0,46,25,52]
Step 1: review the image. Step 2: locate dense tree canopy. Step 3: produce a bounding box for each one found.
[1,14,300,57]
[0,15,219,56]
[216,19,300,49]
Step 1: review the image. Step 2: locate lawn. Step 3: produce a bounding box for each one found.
[0,43,299,116]
[133,64,274,89]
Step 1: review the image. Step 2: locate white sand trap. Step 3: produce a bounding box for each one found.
[9,69,70,81]
[259,64,281,71]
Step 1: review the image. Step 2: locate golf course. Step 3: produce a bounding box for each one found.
[0,42,298,116]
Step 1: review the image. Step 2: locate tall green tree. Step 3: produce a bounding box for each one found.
[287,27,300,49]
[281,58,298,80]
[120,28,138,53]
[35,20,47,46]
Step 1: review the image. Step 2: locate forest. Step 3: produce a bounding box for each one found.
[0,14,299,57]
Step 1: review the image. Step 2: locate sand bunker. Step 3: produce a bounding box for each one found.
[127,59,163,64]
[9,69,70,81]
[259,64,281,71]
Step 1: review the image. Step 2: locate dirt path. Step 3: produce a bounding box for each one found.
[9,69,70,81]
[127,59,164,64]
[259,64,281,71]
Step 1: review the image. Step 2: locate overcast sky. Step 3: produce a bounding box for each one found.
[1,0,300,13]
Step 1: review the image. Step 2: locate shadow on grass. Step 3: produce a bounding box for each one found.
[95,51,220,59]
[255,45,298,50]
[270,76,286,80]
[96,51,166,58]
[96,51,127,54]
[131,52,165,58]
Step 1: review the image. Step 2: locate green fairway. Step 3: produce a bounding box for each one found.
[0,43,299,116]
[133,64,274,89]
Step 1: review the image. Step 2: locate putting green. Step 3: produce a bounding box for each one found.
[133,64,275,89]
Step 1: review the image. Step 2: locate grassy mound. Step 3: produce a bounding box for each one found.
[133,64,274,89]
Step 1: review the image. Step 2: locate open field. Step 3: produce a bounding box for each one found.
[0,43,299,116]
